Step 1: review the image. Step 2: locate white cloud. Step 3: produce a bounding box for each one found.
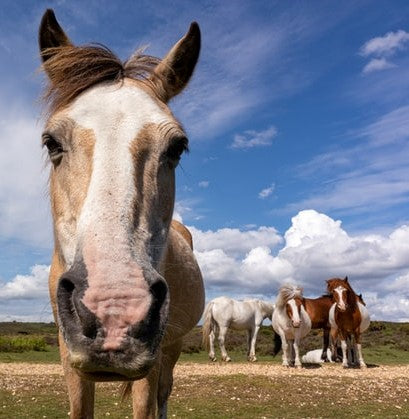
[2,210,409,321]
[230,126,278,149]
[0,107,52,248]
[362,58,396,74]
[287,106,409,218]
[360,30,409,57]
[190,210,409,321]
[258,183,275,199]
[198,181,209,188]
[0,264,49,300]
[190,225,282,258]
[360,30,409,75]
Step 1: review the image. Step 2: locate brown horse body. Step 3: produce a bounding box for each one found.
[303,295,333,361]
[39,9,204,418]
[327,277,370,368]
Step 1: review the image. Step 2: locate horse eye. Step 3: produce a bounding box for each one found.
[42,134,64,164]
[165,137,189,167]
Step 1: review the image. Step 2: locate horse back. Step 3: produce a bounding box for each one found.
[171,220,193,249]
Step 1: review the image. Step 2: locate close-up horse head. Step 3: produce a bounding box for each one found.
[39,9,200,382]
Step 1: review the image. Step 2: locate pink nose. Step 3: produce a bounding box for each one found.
[292,321,300,328]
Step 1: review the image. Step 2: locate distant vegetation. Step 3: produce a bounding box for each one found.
[0,320,408,364]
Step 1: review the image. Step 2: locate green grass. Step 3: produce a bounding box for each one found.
[0,346,60,363]
[1,372,408,418]
[1,320,409,365]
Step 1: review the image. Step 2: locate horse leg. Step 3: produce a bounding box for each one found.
[208,328,217,361]
[280,334,290,367]
[59,334,95,419]
[157,339,183,419]
[246,330,252,358]
[321,327,330,362]
[218,326,231,362]
[338,331,348,368]
[293,331,302,368]
[132,357,160,418]
[330,327,338,362]
[354,330,366,368]
[248,326,259,362]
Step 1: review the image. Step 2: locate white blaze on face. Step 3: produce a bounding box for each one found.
[66,82,171,350]
[288,299,301,327]
[334,286,347,311]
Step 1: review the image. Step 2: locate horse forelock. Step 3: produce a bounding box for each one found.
[41,44,162,115]
[276,284,303,308]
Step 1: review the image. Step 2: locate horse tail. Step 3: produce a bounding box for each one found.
[201,301,214,350]
[272,331,282,357]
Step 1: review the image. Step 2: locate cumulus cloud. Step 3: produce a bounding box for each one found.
[230,126,277,149]
[362,58,396,74]
[0,264,49,300]
[2,210,409,321]
[258,183,275,199]
[191,210,409,320]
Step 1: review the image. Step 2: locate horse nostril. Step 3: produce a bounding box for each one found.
[57,274,98,340]
[151,280,168,310]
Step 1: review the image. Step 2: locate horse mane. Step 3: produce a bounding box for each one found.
[41,44,162,115]
[275,284,303,308]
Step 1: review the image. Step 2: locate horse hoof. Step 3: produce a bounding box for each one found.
[360,362,367,368]
[342,364,349,369]
[248,356,257,362]
[211,357,217,362]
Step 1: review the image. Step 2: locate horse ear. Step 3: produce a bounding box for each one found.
[39,9,73,63]
[152,22,200,102]
[344,276,349,283]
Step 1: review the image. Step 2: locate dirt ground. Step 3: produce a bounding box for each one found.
[1,361,409,380]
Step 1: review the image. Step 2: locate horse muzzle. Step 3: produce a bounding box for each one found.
[56,263,169,381]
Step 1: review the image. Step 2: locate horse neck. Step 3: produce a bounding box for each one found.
[346,289,358,310]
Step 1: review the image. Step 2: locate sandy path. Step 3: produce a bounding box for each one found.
[1,362,408,380]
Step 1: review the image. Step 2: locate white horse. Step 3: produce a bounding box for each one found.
[202,296,274,362]
[272,284,311,368]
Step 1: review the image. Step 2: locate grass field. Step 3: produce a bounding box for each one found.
[0,321,408,418]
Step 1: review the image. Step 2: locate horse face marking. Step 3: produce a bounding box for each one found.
[286,298,302,328]
[334,286,348,311]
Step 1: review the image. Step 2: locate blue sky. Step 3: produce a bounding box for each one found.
[1,0,409,322]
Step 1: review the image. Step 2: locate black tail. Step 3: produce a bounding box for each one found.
[272,331,282,356]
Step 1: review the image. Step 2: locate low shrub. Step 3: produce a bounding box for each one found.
[0,335,48,353]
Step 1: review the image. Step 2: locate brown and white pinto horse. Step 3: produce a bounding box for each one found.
[38,9,204,418]
[272,285,312,368]
[327,277,370,368]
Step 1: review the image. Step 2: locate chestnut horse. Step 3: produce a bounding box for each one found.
[38,9,204,418]
[327,277,370,368]
[272,285,312,368]
[303,294,333,362]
